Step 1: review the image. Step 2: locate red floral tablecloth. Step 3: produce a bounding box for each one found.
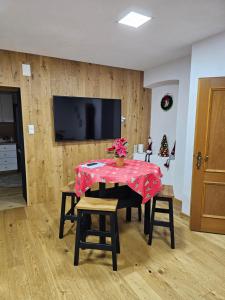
[75,159,162,204]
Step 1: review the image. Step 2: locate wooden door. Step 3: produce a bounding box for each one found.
[190,77,225,234]
[13,91,27,201]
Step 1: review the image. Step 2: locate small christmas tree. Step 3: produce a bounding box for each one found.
[159,134,169,157]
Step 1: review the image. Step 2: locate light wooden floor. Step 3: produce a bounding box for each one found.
[0,199,225,300]
[0,187,26,211]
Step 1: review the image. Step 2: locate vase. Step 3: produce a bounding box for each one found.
[115,157,125,167]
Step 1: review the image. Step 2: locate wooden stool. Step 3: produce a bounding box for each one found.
[59,181,79,239]
[74,197,120,271]
[148,185,175,249]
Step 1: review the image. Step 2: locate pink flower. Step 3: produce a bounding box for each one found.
[116,145,127,157]
[106,137,128,157]
[120,137,127,144]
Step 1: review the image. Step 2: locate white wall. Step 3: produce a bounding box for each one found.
[144,56,191,206]
[144,31,225,216]
[151,84,178,154]
[149,84,178,190]
[183,31,225,214]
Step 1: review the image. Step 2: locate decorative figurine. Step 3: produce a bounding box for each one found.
[145,136,152,162]
[164,141,176,169]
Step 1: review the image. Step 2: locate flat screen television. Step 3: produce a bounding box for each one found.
[53,96,121,141]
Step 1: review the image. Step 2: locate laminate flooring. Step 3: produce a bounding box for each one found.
[0,199,224,299]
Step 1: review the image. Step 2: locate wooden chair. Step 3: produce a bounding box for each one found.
[59,181,79,239]
[148,185,175,249]
[74,197,120,271]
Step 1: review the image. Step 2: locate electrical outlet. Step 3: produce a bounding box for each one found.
[22,64,31,77]
[28,124,35,134]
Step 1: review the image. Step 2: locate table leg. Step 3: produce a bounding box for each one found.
[80,213,91,242]
[99,183,106,243]
[99,215,106,244]
[85,189,91,196]
[144,200,151,235]
[99,182,106,197]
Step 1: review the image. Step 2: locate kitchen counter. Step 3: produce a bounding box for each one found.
[0,142,16,145]
[0,143,18,171]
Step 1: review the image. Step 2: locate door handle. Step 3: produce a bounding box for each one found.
[204,155,209,162]
[196,151,202,169]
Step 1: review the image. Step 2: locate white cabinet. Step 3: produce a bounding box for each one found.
[133,152,146,161]
[0,94,14,122]
[0,144,17,171]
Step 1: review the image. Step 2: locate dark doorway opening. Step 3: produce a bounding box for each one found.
[0,87,27,210]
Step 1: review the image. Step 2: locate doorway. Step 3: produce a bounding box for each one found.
[0,87,27,211]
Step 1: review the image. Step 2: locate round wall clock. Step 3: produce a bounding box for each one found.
[161,95,173,111]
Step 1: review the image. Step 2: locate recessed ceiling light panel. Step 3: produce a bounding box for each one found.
[118,11,151,28]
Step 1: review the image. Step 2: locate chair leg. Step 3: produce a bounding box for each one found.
[148,198,156,245]
[144,200,151,234]
[138,204,142,222]
[169,199,175,249]
[80,213,89,243]
[71,195,75,223]
[110,214,117,271]
[59,193,66,239]
[115,213,120,254]
[99,215,106,244]
[126,207,131,222]
[74,210,81,266]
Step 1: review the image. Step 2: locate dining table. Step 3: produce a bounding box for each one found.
[75,158,163,234]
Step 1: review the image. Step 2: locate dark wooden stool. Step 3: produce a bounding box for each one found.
[148,185,175,249]
[59,181,79,239]
[74,197,120,271]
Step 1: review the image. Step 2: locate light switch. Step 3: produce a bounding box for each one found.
[28,124,35,135]
[22,64,31,77]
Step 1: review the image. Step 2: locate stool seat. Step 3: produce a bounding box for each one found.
[61,181,75,193]
[76,197,118,212]
[157,184,174,198]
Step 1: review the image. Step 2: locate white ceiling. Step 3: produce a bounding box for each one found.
[1,0,225,71]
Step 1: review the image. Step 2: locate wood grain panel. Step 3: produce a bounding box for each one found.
[203,183,225,217]
[206,88,225,170]
[190,78,225,233]
[0,50,151,205]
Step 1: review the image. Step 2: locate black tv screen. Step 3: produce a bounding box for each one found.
[53,96,121,141]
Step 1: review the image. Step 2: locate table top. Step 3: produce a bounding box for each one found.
[75,159,163,203]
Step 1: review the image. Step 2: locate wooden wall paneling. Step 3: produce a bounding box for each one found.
[135,72,143,147]
[140,88,151,146]
[0,51,18,86]
[0,50,151,205]
[19,53,38,205]
[40,56,57,203]
[123,72,135,157]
